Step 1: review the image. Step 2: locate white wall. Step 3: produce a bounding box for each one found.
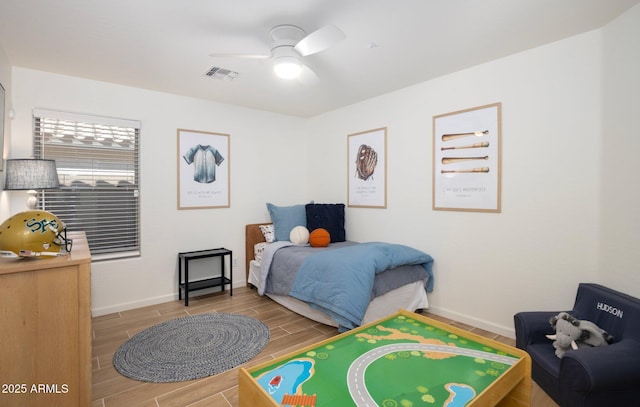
[308,31,605,335]
[3,4,638,337]
[308,5,640,336]
[599,4,640,296]
[0,46,12,221]
[8,68,309,315]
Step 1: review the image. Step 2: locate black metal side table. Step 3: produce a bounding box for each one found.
[178,247,232,306]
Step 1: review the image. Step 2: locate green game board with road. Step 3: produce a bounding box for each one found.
[251,312,521,407]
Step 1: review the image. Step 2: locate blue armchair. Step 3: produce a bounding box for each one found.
[514,283,640,406]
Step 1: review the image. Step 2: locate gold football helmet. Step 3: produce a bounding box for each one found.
[0,210,70,258]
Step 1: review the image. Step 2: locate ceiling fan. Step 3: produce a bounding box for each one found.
[209,24,345,82]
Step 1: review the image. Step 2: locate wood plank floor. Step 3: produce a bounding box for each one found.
[92,286,558,407]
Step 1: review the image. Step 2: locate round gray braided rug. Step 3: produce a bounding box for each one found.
[113,313,270,382]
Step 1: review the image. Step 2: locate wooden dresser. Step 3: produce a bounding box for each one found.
[0,231,91,407]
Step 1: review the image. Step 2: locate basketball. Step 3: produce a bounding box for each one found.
[309,228,331,247]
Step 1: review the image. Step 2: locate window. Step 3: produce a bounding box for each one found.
[33,109,140,260]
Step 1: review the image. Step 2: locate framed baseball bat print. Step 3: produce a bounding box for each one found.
[433,103,501,212]
[347,127,387,208]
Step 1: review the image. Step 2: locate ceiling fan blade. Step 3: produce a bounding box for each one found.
[208,53,270,59]
[294,25,345,56]
[298,64,320,86]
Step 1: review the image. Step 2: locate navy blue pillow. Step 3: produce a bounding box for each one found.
[305,204,345,242]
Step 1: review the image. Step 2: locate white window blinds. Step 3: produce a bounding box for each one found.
[33,109,141,260]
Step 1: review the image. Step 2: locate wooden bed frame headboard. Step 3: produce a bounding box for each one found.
[245,223,271,286]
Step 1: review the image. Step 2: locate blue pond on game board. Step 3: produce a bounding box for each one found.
[256,359,314,404]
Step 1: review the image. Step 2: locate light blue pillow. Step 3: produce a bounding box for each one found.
[266,202,310,242]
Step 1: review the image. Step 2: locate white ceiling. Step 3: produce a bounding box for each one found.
[1,0,638,117]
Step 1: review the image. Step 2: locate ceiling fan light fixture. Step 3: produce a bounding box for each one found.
[273,56,302,80]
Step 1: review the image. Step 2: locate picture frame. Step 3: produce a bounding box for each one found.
[0,82,5,170]
[432,103,501,212]
[347,127,387,208]
[177,129,230,209]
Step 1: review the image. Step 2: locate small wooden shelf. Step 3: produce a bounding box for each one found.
[179,276,231,292]
[178,248,232,306]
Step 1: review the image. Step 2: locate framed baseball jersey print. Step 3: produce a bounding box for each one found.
[177,129,230,209]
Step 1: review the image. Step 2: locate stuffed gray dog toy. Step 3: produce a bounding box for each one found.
[546,312,612,358]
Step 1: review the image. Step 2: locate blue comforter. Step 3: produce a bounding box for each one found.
[288,242,434,331]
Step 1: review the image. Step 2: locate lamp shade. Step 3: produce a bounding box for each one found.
[3,159,60,190]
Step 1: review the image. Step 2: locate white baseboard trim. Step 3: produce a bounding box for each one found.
[92,293,176,317]
[91,283,517,340]
[91,280,247,317]
[426,305,516,339]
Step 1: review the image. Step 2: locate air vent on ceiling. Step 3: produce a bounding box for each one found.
[205,66,239,81]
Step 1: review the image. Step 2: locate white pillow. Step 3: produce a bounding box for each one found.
[254,242,268,262]
[259,224,275,243]
[289,225,310,245]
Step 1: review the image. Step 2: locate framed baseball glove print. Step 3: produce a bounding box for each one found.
[348,127,387,208]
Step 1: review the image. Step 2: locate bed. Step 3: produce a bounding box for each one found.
[245,214,434,331]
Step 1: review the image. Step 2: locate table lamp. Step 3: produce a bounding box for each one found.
[3,159,60,209]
